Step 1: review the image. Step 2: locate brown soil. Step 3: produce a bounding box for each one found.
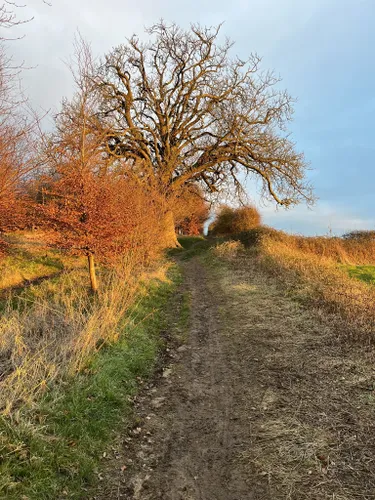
[92,252,375,500]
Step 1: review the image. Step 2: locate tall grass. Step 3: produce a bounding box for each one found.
[0,223,181,498]
[234,228,375,341]
[239,227,375,265]
[0,250,169,414]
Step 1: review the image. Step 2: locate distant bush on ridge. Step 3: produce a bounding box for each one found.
[343,230,375,241]
[209,205,261,236]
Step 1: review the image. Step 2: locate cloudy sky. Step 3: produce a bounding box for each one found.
[5,0,374,235]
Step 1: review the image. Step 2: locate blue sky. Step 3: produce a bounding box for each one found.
[6,0,375,235]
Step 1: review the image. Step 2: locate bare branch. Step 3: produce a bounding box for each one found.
[93,22,313,207]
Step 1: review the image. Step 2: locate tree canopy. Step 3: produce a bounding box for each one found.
[95,22,313,206]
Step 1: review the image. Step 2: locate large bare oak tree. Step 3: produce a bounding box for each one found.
[95,22,313,242]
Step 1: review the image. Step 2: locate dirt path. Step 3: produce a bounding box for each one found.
[94,251,375,500]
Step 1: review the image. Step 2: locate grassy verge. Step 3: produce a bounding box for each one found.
[214,229,375,342]
[0,264,182,500]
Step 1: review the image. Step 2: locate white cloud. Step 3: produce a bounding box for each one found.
[5,0,331,111]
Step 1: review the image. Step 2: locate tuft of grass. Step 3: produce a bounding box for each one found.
[0,263,182,499]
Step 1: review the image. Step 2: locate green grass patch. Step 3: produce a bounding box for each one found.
[0,264,183,500]
[344,265,375,284]
[178,235,205,249]
[169,236,213,260]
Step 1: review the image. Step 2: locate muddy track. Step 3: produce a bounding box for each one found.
[131,258,256,500]
[93,253,375,500]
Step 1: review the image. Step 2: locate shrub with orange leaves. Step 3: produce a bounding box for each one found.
[173,185,209,236]
[36,39,166,291]
[37,152,165,291]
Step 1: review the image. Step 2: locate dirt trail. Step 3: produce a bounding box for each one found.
[94,252,375,500]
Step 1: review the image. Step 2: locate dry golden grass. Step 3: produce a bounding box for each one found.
[0,249,170,414]
[239,227,375,264]
[210,238,375,499]
[282,233,375,265]
[236,228,375,342]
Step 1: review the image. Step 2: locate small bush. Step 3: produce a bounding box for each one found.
[343,230,375,241]
[209,205,261,236]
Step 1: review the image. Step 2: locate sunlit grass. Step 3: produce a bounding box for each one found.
[0,231,84,291]
[216,227,375,342]
[344,265,375,285]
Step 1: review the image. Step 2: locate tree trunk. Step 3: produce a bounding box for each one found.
[162,210,181,248]
[87,253,98,292]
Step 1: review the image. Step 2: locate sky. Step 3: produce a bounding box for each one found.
[4,0,375,235]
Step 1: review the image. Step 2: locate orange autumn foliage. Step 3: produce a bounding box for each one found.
[37,172,165,266]
[173,185,209,236]
[35,40,166,290]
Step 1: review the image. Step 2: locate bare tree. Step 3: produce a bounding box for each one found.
[95,22,313,243]
[0,0,50,244]
[0,0,51,35]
